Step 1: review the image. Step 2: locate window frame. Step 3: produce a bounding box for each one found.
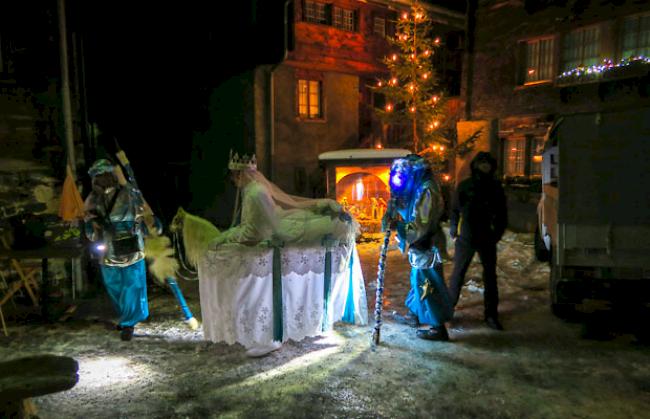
[561,24,602,72]
[618,11,650,61]
[303,1,329,25]
[297,78,324,121]
[504,137,526,177]
[332,6,356,32]
[521,35,556,85]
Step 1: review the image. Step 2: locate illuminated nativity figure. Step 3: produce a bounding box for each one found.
[171,151,367,357]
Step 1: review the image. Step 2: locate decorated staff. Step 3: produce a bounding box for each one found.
[373,205,394,345]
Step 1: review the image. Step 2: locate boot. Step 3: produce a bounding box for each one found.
[485,316,504,331]
[120,326,134,341]
[416,325,449,341]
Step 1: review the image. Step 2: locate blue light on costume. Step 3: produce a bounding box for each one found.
[390,173,404,189]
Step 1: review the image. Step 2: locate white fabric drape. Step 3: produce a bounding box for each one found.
[210,169,358,247]
[199,243,368,348]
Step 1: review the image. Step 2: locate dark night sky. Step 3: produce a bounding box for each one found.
[80,1,286,148]
[74,1,289,217]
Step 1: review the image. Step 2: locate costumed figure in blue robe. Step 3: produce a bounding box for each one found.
[383,154,453,341]
[84,159,150,341]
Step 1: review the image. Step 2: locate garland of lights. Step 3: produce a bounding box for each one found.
[557,56,650,83]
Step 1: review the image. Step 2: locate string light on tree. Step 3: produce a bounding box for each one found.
[371,3,476,171]
[373,4,445,153]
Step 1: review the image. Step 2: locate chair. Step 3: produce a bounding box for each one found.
[0,234,41,336]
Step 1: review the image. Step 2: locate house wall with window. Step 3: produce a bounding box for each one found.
[272,65,359,196]
[459,0,650,231]
[266,0,397,196]
[467,0,650,180]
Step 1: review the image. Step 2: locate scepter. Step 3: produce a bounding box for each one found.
[372,198,395,345]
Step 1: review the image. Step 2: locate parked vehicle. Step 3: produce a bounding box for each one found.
[536,108,650,328]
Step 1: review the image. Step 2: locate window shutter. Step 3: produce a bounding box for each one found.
[325,3,333,25]
[354,10,359,32]
[516,41,528,85]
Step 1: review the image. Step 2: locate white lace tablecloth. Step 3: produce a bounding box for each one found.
[198,242,367,348]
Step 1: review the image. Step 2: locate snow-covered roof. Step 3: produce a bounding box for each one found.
[318,148,412,161]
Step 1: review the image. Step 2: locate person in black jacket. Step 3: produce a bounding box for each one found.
[448,152,508,330]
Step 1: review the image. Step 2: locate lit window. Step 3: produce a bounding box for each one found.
[562,26,600,71]
[620,13,650,60]
[525,37,555,83]
[298,79,322,119]
[374,17,386,37]
[530,137,544,176]
[333,7,355,32]
[304,1,328,25]
[505,138,525,176]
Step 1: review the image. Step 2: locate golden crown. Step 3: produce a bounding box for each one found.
[228,150,257,170]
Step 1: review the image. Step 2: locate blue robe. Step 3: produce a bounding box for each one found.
[85,173,149,328]
[394,179,453,327]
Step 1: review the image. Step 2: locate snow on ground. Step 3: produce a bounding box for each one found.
[1,228,649,418]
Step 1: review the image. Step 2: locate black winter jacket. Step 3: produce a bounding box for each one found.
[450,154,508,246]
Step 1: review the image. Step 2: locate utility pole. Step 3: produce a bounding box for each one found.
[58,0,76,178]
[58,0,84,296]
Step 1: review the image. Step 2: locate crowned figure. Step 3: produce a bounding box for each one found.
[192,150,367,357]
[208,151,359,247]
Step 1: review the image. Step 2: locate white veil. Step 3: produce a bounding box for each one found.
[233,168,359,245]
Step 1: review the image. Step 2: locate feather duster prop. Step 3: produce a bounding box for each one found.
[144,235,179,286]
[176,209,221,268]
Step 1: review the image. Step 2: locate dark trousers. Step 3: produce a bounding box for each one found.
[448,238,499,319]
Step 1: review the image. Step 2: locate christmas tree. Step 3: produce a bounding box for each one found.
[373,4,475,172]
